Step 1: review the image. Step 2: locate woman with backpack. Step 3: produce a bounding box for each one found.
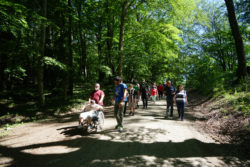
[175,85,188,121]
[140,80,149,109]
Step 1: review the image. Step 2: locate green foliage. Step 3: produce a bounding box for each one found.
[99,65,112,77]
[43,57,68,71]
[4,66,27,81]
[224,91,250,116]
[0,0,248,121]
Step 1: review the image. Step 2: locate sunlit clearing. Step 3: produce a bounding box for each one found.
[21,146,80,155]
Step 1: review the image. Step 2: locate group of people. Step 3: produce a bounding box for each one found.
[79,76,188,133]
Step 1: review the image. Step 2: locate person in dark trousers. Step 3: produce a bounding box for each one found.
[164,81,176,118]
[175,85,188,121]
[113,76,127,132]
[128,84,136,116]
[123,81,128,116]
[157,83,164,100]
[140,80,149,109]
[134,83,140,108]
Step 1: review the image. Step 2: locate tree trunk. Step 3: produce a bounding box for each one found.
[68,0,73,96]
[97,19,103,81]
[77,2,87,78]
[81,35,87,78]
[0,54,6,91]
[37,0,47,105]
[60,21,68,100]
[106,0,115,74]
[224,0,247,80]
[118,0,128,77]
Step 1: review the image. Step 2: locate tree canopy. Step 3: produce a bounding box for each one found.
[0,0,249,105]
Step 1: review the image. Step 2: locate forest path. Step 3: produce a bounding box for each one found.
[0,100,249,167]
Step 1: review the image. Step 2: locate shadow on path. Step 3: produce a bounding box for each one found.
[0,136,248,167]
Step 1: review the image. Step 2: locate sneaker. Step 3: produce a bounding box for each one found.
[132,112,135,116]
[119,127,123,132]
[129,112,132,115]
[115,125,119,129]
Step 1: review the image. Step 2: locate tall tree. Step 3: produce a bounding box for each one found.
[37,0,47,105]
[224,0,247,80]
[68,0,73,95]
[118,0,129,76]
[105,0,115,74]
[76,0,87,78]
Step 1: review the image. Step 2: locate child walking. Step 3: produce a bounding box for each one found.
[175,85,188,121]
[150,84,158,104]
[128,84,136,116]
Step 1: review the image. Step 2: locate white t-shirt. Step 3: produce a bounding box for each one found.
[79,104,102,119]
[176,90,187,103]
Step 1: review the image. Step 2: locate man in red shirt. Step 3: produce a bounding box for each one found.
[157,84,164,100]
[89,83,105,106]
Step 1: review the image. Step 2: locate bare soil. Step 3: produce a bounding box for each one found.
[0,99,249,167]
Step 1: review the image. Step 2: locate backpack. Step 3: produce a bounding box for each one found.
[141,84,148,93]
[129,88,136,96]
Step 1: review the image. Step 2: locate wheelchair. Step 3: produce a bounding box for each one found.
[80,110,105,132]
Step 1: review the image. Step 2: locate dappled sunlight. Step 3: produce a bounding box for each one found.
[96,127,168,143]
[0,137,248,167]
[21,146,80,155]
[0,156,13,166]
[0,99,248,166]
[90,156,231,167]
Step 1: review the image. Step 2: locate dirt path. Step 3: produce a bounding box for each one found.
[0,100,249,167]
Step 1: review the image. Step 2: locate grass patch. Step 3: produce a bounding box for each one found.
[224,91,250,116]
[211,77,250,116]
[0,122,24,137]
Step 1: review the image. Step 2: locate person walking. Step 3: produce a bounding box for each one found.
[150,85,158,104]
[140,80,149,109]
[89,83,105,106]
[128,84,136,116]
[113,76,127,132]
[164,81,176,118]
[157,83,164,100]
[123,82,128,116]
[175,85,188,121]
[134,83,140,108]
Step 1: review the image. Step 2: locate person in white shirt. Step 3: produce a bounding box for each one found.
[79,100,103,126]
[174,85,188,121]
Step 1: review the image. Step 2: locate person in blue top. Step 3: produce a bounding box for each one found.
[164,80,176,119]
[113,76,128,132]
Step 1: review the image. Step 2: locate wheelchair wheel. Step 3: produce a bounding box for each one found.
[98,111,105,130]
